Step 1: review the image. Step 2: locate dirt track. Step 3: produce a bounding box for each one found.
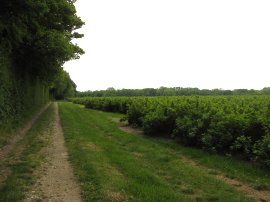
[24,103,82,202]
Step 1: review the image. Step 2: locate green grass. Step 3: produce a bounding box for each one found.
[0,104,47,149]
[0,104,54,202]
[154,139,270,191]
[58,102,266,202]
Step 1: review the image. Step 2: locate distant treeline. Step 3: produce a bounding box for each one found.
[77,87,270,97]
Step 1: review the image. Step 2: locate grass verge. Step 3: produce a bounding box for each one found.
[59,102,265,202]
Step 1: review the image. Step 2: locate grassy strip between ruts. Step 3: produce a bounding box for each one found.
[0,103,54,202]
[59,102,270,202]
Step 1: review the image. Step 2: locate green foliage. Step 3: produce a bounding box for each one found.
[231,135,252,156]
[0,0,84,83]
[0,0,83,131]
[262,87,270,95]
[253,134,270,167]
[0,51,47,131]
[51,69,76,100]
[70,96,270,168]
[0,70,49,134]
[76,87,270,97]
[0,0,84,81]
[143,107,176,135]
[0,104,54,201]
[59,102,258,202]
[127,101,145,126]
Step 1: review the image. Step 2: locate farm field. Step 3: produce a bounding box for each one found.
[70,96,270,169]
[59,101,270,202]
[4,1,270,201]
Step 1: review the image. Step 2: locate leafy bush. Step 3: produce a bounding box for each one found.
[70,96,270,168]
[253,134,270,167]
[143,107,176,135]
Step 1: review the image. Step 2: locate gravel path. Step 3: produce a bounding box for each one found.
[25,103,82,202]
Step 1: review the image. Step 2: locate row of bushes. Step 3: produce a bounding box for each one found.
[70,96,270,168]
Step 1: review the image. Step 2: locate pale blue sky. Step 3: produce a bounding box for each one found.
[65,0,270,91]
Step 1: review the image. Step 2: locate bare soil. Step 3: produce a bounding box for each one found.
[121,124,270,202]
[119,124,143,135]
[24,103,82,202]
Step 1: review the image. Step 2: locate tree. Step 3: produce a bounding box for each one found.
[262,87,270,95]
[51,69,76,100]
[0,0,84,82]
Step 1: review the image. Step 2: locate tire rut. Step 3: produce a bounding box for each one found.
[0,103,51,160]
[24,102,82,202]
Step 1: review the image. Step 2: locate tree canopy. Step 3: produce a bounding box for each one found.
[51,69,76,100]
[0,0,84,82]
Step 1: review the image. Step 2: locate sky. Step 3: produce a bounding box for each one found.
[64,0,270,91]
